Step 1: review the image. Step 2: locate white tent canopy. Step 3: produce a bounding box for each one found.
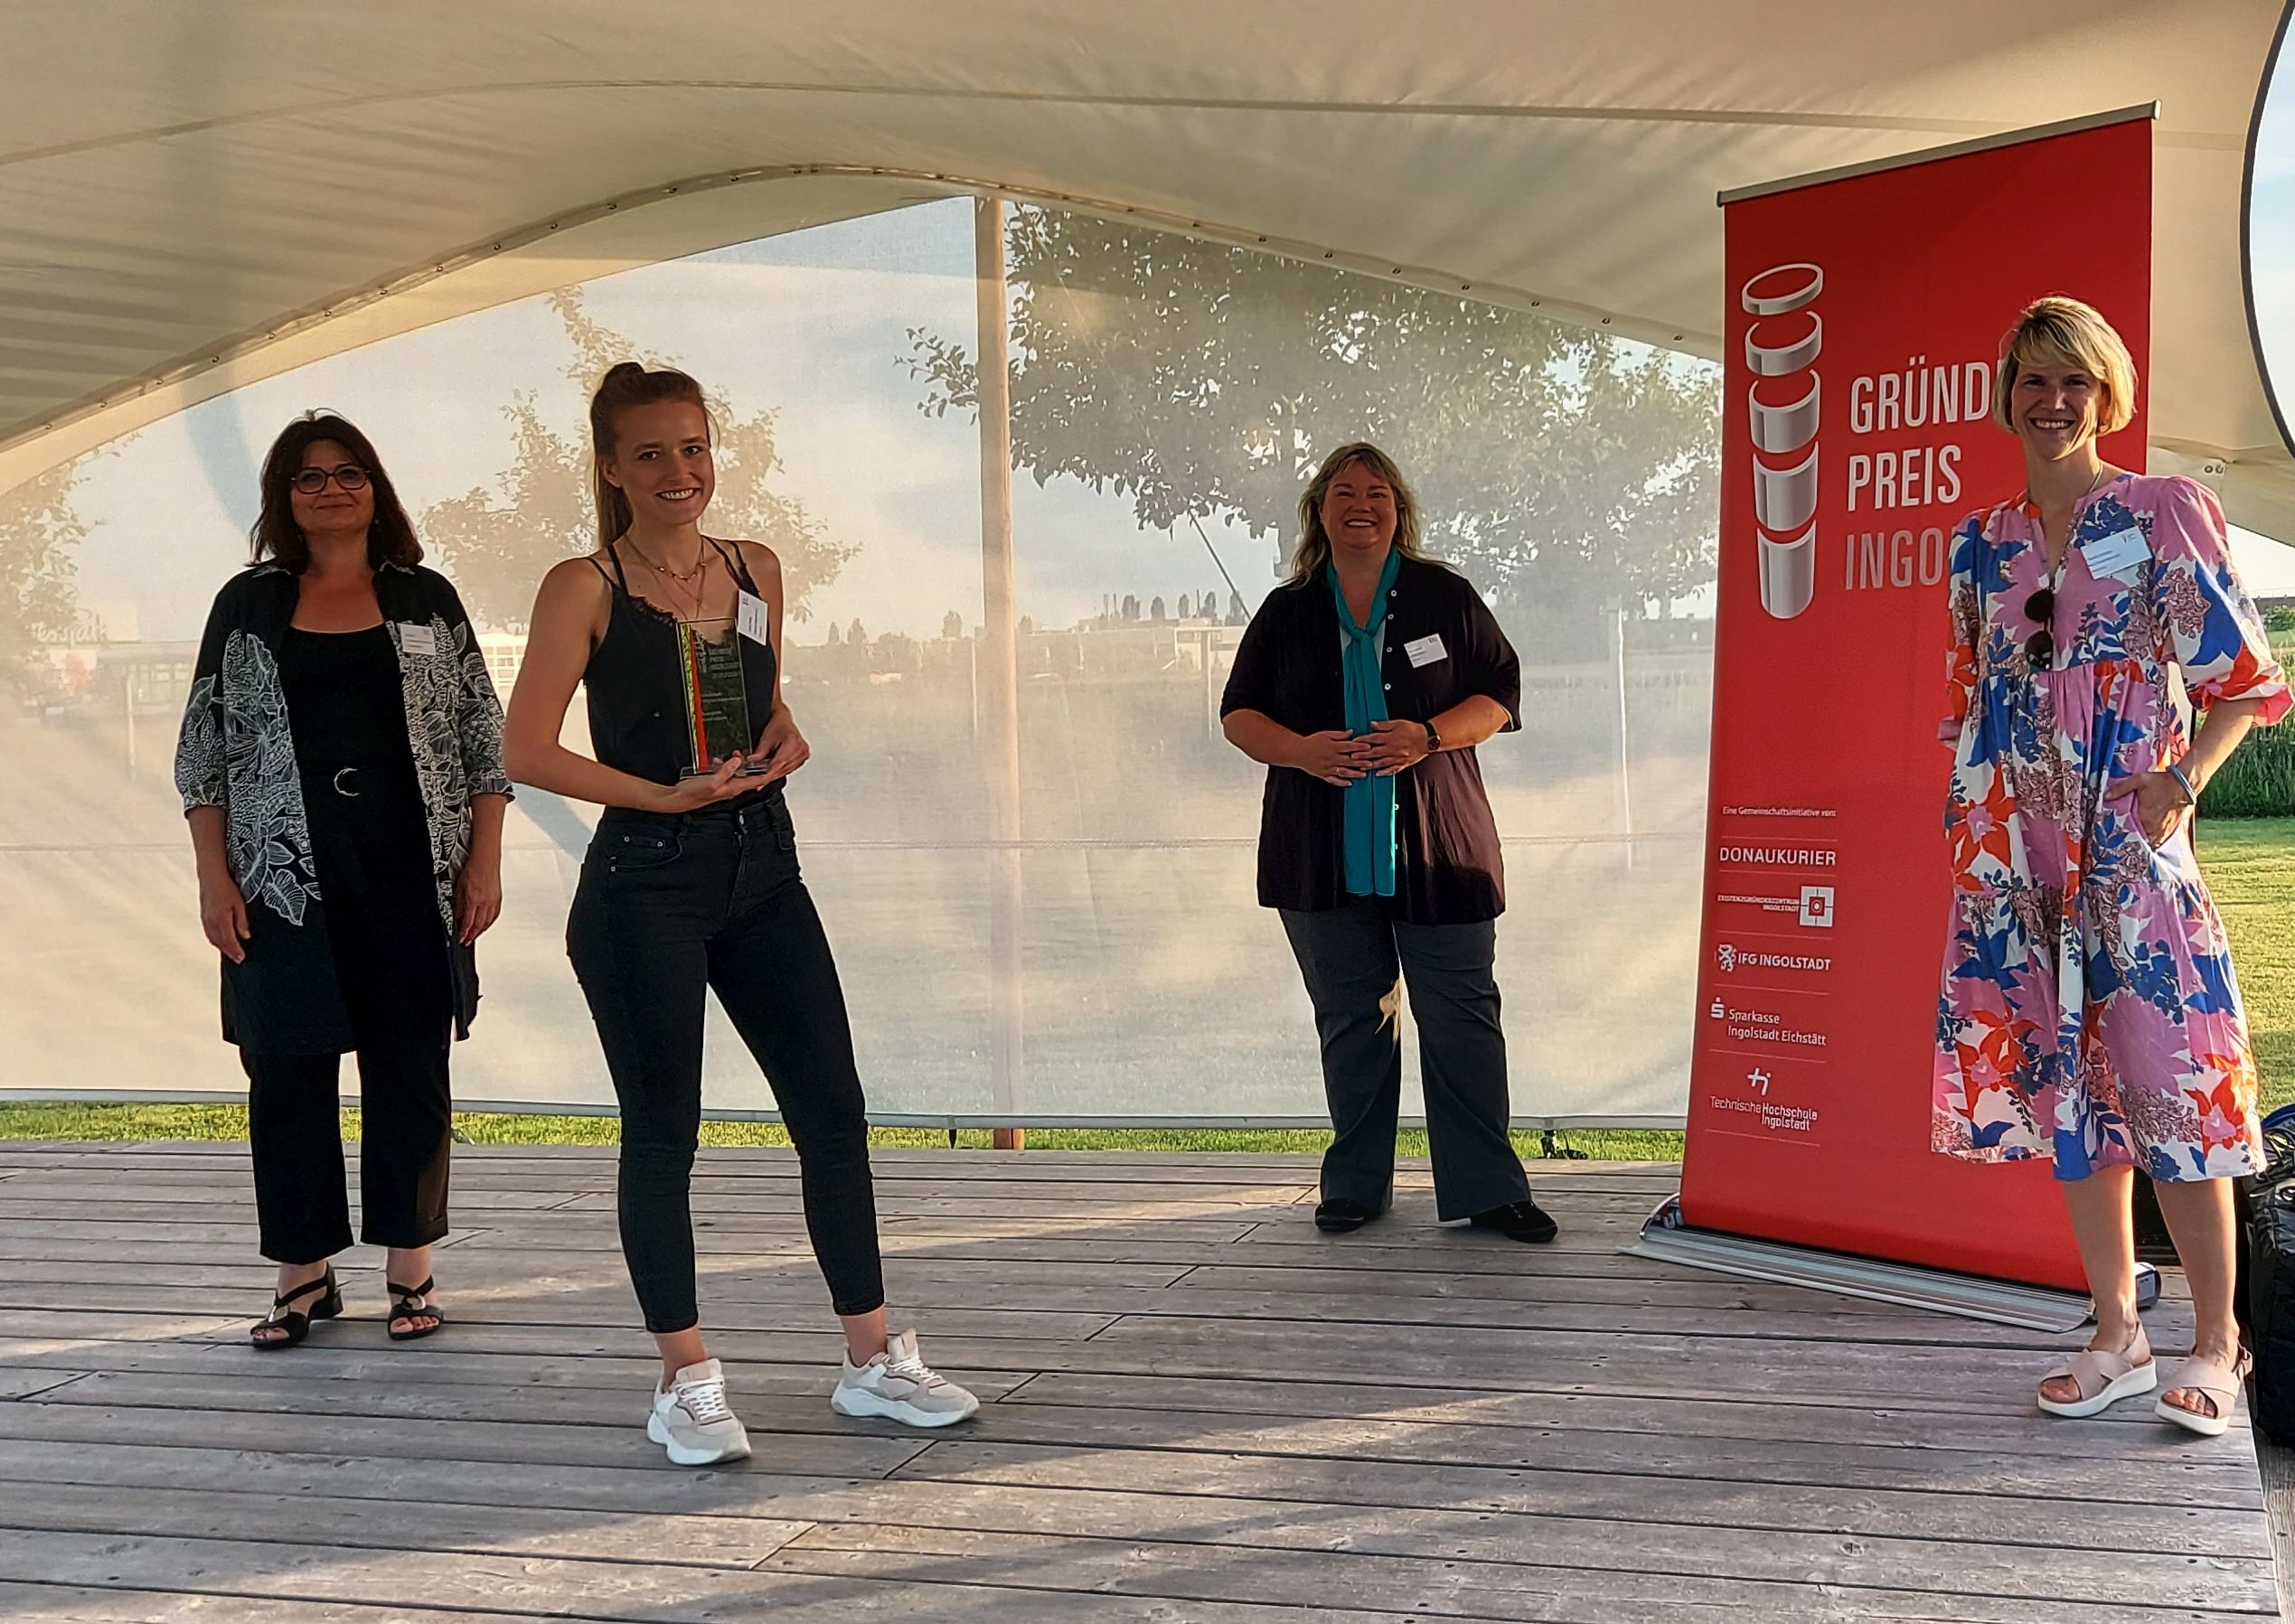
[5,0,2290,530]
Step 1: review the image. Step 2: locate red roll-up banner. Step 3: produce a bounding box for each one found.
[1680,111,2154,1291]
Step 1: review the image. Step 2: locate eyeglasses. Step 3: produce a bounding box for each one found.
[291,465,369,494]
[2024,587,2054,671]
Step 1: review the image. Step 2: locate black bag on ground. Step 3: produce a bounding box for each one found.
[2242,1104,2295,1444]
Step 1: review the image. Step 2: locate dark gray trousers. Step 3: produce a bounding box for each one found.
[1280,898,1531,1221]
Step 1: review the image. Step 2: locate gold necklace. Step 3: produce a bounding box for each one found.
[623,538,711,619]
[2039,465,2110,572]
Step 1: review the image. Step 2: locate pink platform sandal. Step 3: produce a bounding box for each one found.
[2154,1348,2253,1439]
[2036,1325,2155,1418]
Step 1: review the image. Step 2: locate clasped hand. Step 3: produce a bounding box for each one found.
[654,707,813,812]
[1292,719,1431,785]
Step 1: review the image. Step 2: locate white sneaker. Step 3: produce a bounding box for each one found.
[646,1357,751,1466]
[831,1328,980,1428]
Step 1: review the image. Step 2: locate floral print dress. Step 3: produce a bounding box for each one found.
[1933,474,2290,1182]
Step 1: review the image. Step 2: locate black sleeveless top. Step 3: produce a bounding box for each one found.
[277,625,418,777]
[583,539,782,797]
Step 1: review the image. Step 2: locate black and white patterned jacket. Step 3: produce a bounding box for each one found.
[174,561,512,1047]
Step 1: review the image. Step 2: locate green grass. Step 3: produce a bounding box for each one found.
[0,1100,1679,1163]
[2196,815,2295,1112]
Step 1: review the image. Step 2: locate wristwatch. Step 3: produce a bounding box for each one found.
[1421,720,1441,756]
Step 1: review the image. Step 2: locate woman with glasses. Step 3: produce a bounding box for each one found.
[175,413,512,1349]
[1935,298,2289,1435]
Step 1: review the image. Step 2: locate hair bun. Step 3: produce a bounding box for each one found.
[603,361,646,381]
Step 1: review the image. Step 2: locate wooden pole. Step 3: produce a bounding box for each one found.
[974,196,1025,1152]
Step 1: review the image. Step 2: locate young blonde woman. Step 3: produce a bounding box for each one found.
[504,362,976,1467]
[1934,297,2289,1435]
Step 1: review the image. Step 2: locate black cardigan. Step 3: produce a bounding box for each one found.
[1219,553,1521,924]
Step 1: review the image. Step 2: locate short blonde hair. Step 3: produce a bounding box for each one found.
[1991,296,2138,437]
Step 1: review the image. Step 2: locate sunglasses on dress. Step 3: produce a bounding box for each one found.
[2024,587,2055,671]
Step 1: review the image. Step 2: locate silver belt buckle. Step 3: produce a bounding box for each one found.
[333,766,360,797]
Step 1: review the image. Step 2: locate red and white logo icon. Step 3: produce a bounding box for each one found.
[1742,262,1823,620]
[1798,886,1836,928]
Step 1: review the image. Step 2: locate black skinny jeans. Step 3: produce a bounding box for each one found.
[567,793,885,1334]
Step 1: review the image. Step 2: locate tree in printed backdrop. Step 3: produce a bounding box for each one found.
[424,290,854,631]
[0,458,91,686]
[908,208,1718,653]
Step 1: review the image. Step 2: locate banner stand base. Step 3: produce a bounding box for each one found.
[1626,1196,2159,1333]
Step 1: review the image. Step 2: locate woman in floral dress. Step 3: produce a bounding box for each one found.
[1935,297,2289,1435]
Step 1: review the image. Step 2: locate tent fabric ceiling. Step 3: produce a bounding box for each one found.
[5,1,2289,530]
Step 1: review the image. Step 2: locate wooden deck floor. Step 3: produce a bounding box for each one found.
[0,1141,2276,1623]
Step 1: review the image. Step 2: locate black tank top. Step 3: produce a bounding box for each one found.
[583,539,782,795]
[278,625,417,776]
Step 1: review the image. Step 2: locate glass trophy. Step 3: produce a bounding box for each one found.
[675,618,764,776]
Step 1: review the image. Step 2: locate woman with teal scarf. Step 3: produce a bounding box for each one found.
[1220,443,1554,1244]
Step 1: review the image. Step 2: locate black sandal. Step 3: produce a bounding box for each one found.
[251,1268,342,1351]
[387,1275,445,1342]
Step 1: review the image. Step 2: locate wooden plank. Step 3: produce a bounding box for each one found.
[0,1582,543,1624]
[0,1144,2271,1623]
[4,1246,2185,1346]
[1071,1313,2217,1412]
[880,1441,2274,1609]
[1000,1368,2231,1450]
[0,1253,1203,1294]
[17,1366,2253,1523]
[0,1478,812,1568]
[0,1272,2097,1353]
[0,1390,931,1480]
[2258,1432,2295,1622]
[93,1309,2229,1426]
[893,1399,2262,1516]
[882,1432,2260,1547]
[1169,1259,2190,1320]
[0,1203,1275,1244]
[0,1443,2254,1624]
[771,1524,2253,1624]
[0,1282,1118,1343]
[0,1528,1469,1624]
[0,1342,1031,1402]
[0,1368,82,1400]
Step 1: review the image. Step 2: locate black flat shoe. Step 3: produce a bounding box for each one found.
[1314,1197,1385,1234]
[1470,1198,1559,1244]
[251,1267,342,1350]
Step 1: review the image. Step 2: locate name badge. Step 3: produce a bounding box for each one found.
[396,622,437,657]
[1404,633,1448,669]
[737,591,772,647]
[2078,525,2151,583]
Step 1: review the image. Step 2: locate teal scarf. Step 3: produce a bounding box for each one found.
[1330,550,1401,897]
